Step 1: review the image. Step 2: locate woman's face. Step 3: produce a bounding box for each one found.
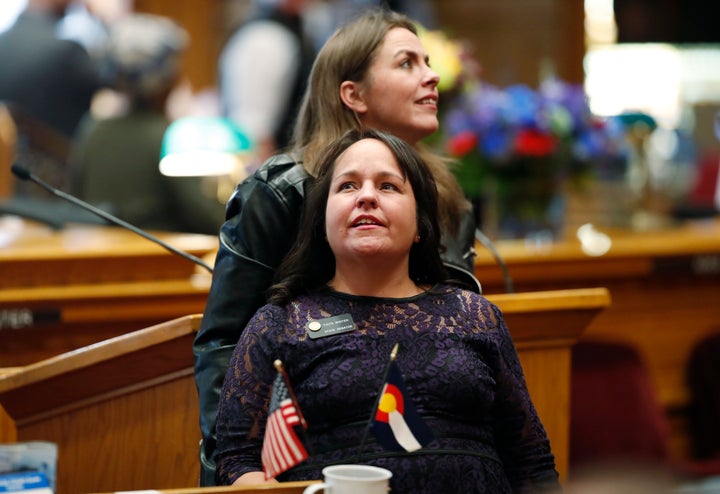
[325,138,418,268]
[355,27,440,145]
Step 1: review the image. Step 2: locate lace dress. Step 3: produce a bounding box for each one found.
[215,284,559,493]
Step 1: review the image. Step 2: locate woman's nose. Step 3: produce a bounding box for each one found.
[356,183,378,208]
[424,66,440,88]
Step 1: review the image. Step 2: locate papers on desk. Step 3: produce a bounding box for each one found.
[0,471,52,493]
[0,442,56,493]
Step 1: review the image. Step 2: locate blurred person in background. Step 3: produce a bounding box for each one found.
[57,0,133,60]
[219,0,315,168]
[0,0,100,137]
[68,13,226,234]
[0,0,101,193]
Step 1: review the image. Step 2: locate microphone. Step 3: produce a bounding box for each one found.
[475,228,514,293]
[11,163,214,274]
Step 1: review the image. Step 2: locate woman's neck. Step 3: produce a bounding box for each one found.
[328,262,424,299]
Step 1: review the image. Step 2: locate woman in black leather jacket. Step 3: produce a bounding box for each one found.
[193,8,481,485]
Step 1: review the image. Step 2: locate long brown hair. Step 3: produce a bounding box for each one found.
[290,7,469,234]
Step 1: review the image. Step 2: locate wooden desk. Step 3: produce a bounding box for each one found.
[0,289,609,492]
[89,481,318,494]
[0,219,217,448]
[0,218,217,365]
[0,315,204,494]
[474,217,720,460]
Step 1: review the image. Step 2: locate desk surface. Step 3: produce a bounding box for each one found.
[89,481,318,494]
[478,217,720,261]
[474,216,720,291]
[0,217,218,288]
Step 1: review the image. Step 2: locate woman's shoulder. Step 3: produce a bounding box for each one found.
[246,303,291,333]
[256,300,304,318]
[433,283,501,321]
[252,153,310,187]
[225,153,310,218]
[434,283,489,303]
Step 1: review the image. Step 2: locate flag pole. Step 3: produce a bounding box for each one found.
[355,343,399,458]
[274,359,308,430]
[263,359,310,478]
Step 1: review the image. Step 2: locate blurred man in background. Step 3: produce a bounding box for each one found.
[0,0,101,194]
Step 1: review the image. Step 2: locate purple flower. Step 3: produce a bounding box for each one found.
[441,78,629,167]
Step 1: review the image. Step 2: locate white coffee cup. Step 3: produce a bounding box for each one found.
[302,464,392,494]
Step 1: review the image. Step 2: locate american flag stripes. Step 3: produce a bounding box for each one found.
[261,364,308,480]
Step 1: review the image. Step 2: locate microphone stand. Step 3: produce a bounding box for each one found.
[11,164,214,274]
[475,228,514,293]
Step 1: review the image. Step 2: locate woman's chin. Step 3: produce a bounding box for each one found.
[335,238,383,257]
[409,122,440,144]
[342,242,409,265]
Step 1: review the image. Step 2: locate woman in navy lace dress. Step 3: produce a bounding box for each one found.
[214,130,559,493]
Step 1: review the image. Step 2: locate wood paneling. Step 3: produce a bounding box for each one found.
[431,0,585,86]
[128,1,586,92]
[133,0,226,91]
[488,287,612,478]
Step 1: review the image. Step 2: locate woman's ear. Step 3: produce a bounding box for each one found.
[340,81,368,114]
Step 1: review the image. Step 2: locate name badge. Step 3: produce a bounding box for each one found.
[306,314,357,339]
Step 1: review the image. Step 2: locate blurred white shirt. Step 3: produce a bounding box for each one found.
[219,19,301,147]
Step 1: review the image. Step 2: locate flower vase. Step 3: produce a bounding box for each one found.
[482,157,565,242]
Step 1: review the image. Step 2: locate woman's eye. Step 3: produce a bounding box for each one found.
[400,58,412,68]
[339,182,356,191]
[380,182,399,191]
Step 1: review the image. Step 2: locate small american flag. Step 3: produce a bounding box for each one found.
[261,362,308,480]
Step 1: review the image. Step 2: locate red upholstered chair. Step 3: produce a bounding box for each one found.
[569,340,720,480]
[570,341,669,470]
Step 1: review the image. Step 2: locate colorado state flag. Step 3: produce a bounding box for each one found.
[370,360,434,452]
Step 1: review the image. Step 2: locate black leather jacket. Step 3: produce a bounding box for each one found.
[192,154,480,485]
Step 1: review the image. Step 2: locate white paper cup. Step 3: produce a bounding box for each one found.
[303,464,392,494]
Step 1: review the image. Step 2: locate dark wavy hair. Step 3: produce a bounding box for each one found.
[268,129,449,305]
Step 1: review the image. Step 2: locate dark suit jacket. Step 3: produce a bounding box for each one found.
[0,11,99,137]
